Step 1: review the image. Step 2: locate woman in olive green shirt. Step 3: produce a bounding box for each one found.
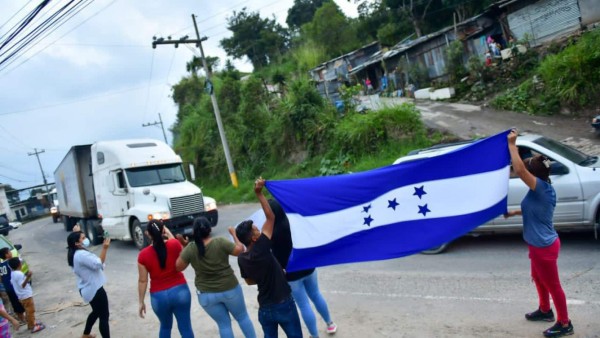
[175,217,256,338]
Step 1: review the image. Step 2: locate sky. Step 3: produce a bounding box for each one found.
[0,0,359,194]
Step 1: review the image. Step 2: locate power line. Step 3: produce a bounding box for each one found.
[0,82,164,117]
[142,113,168,144]
[0,0,119,77]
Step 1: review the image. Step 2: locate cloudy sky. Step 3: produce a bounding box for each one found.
[0,0,358,193]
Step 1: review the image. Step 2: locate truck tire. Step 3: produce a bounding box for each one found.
[52,215,58,223]
[63,216,74,232]
[82,220,102,246]
[131,219,148,250]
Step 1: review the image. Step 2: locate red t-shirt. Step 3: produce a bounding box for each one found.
[138,239,186,292]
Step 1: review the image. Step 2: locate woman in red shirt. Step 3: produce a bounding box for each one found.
[137,220,194,338]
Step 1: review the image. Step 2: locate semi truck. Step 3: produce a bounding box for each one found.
[54,139,218,249]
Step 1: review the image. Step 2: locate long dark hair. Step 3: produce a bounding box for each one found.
[67,231,84,267]
[147,220,167,269]
[192,217,212,258]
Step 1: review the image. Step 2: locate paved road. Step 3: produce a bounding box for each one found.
[7,99,600,337]
[9,209,600,338]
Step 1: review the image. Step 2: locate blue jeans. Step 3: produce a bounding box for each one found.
[258,296,303,338]
[289,270,332,337]
[150,283,194,338]
[197,284,256,338]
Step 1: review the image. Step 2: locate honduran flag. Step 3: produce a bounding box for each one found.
[265,130,510,272]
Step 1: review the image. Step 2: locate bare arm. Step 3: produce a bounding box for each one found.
[508,130,537,191]
[163,226,174,240]
[99,238,111,263]
[255,178,275,239]
[228,226,245,256]
[244,278,257,285]
[137,263,148,318]
[0,305,19,330]
[21,271,32,289]
[175,256,189,272]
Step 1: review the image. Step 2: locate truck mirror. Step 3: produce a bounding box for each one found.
[15,244,22,250]
[189,163,196,182]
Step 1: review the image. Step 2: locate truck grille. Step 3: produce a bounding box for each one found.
[170,193,204,218]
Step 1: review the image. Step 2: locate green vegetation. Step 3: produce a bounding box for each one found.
[492,29,600,114]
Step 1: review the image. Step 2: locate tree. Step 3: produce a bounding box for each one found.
[286,0,330,31]
[185,55,220,76]
[383,0,437,37]
[301,2,359,58]
[220,8,289,70]
[442,0,495,23]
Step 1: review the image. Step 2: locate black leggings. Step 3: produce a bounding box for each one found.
[84,286,110,337]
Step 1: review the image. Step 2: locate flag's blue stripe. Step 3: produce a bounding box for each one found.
[285,196,507,272]
[266,130,510,217]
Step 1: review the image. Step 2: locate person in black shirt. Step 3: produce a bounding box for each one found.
[270,199,337,337]
[234,178,302,338]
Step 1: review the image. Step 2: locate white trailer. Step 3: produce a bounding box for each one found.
[54,139,218,248]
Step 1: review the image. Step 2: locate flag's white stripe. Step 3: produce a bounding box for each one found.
[289,166,509,249]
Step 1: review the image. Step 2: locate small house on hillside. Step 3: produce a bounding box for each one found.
[309,42,381,103]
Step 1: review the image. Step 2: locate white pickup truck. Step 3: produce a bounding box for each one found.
[394,133,600,253]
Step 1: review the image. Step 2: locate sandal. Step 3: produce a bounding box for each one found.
[31,323,45,333]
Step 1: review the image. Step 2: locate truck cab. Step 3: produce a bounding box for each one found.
[92,139,217,248]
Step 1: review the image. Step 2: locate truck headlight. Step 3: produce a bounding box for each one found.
[148,212,170,221]
[205,201,217,211]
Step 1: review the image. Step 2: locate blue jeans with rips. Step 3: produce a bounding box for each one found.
[289,270,332,337]
[197,284,256,338]
[258,296,303,338]
[150,283,194,338]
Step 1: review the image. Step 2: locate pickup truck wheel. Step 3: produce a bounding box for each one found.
[131,219,147,250]
[421,242,449,255]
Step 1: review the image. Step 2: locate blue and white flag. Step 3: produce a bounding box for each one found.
[265,130,510,272]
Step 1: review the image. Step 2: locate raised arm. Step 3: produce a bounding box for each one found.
[228,226,245,256]
[255,178,275,239]
[508,130,537,191]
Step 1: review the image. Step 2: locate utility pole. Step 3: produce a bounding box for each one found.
[142,112,168,144]
[28,148,50,206]
[152,15,238,188]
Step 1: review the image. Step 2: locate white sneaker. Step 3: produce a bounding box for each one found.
[326,322,337,334]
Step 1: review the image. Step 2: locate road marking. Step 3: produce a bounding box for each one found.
[323,290,599,306]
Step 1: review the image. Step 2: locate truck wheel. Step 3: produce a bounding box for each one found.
[52,216,58,223]
[83,220,102,246]
[421,242,450,255]
[63,216,74,232]
[131,219,148,250]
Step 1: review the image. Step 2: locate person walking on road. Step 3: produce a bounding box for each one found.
[137,220,194,338]
[270,199,337,338]
[67,230,111,338]
[175,217,256,338]
[504,129,574,338]
[235,178,303,338]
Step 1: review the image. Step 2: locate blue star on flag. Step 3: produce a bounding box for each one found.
[418,204,431,216]
[363,215,374,226]
[387,198,399,210]
[413,185,427,199]
[362,204,372,213]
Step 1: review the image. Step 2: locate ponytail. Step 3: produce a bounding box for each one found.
[192,217,212,258]
[67,231,83,267]
[147,220,167,269]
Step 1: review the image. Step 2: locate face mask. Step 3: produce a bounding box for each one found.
[82,238,90,248]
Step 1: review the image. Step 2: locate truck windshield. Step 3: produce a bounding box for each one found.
[125,163,186,187]
[533,137,591,165]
